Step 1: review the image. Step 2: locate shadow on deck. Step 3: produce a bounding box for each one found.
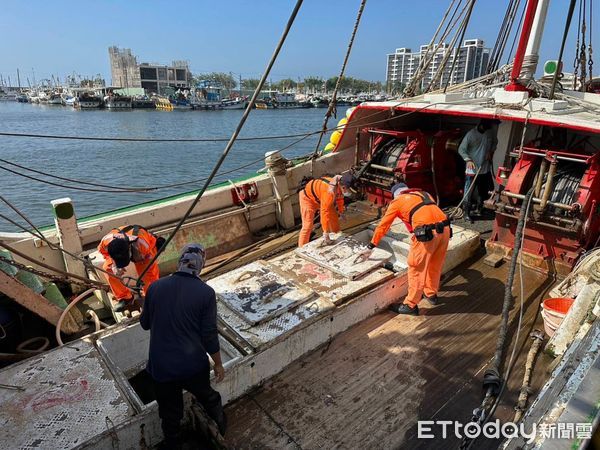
[223,250,555,449]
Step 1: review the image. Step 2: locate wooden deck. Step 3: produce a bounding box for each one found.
[223,251,555,449]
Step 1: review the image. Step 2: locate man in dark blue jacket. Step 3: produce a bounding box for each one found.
[140,243,226,448]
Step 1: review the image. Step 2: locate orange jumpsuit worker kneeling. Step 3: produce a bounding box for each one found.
[98,225,164,312]
[298,174,352,247]
[359,183,451,316]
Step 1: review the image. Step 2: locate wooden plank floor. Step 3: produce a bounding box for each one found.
[223,251,556,449]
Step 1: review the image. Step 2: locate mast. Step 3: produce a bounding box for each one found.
[505,0,540,91]
[17,69,21,91]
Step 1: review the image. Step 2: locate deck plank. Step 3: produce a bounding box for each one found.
[223,252,555,449]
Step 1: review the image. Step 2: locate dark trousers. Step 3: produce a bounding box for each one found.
[152,368,226,447]
[465,171,494,214]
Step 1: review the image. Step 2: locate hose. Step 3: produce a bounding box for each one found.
[55,288,96,346]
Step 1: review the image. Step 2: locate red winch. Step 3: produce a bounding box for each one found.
[355,128,465,207]
[486,146,600,275]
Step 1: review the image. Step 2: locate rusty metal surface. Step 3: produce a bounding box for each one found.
[217,296,335,351]
[0,340,132,450]
[208,261,316,326]
[269,252,394,305]
[295,234,392,280]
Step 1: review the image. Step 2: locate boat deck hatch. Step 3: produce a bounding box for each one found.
[295,234,392,280]
[208,260,316,326]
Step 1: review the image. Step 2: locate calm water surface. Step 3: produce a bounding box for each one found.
[0,103,332,230]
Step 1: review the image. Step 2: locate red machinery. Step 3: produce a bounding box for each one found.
[355,128,465,207]
[486,146,600,275]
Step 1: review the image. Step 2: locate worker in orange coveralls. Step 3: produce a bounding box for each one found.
[98,225,165,312]
[297,173,354,247]
[359,183,451,316]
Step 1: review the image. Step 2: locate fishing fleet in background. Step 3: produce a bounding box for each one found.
[0,81,390,111]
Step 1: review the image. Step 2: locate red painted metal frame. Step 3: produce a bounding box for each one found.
[505,0,540,91]
[489,145,600,272]
[353,104,600,135]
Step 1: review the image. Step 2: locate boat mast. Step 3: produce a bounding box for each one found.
[16,69,21,91]
[505,0,541,91]
[519,0,550,82]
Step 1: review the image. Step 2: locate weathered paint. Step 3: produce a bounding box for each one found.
[0,340,132,450]
[208,260,316,326]
[295,234,392,280]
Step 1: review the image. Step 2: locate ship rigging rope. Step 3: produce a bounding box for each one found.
[442,0,477,93]
[0,246,107,289]
[133,0,305,290]
[0,103,449,194]
[0,195,123,283]
[550,0,579,99]
[433,0,476,94]
[311,0,367,162]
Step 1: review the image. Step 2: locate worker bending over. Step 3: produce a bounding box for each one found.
[140,244,226,448]
[298,173,352,247]
[98,224,164,311]
[359,183,451,316]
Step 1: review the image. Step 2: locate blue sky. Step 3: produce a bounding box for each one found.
[0,0,597,84]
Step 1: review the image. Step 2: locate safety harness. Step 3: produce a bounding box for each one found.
[299,176,336,204]
[404,191,452,242]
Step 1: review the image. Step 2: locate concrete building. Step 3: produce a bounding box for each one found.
[386,39,490,91]
[108,46,191,94]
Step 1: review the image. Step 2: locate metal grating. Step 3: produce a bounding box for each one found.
[0,340,132,450]
[269,252,394,305]
[208,261,316,326]
[295,234,392,280]
[217,296,335,351]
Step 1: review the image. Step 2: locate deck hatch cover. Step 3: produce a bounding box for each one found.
[0,340,132,450]
[295,234,392,280]
[208,260,316,326]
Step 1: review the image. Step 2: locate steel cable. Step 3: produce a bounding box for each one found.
[134,0,305,289]
[311,0,367,161]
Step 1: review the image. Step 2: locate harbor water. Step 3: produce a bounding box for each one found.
[0,103,331,231]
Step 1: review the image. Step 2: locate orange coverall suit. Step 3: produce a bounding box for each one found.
[298,177,345,247]
[98,225,160,301]
[371,191,450,308]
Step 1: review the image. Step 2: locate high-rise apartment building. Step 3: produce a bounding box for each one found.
[108,46,191,93]
[386,39,490,91]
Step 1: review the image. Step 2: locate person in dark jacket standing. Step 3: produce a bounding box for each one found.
[140,243,226,448]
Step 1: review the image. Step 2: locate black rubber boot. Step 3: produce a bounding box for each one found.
[389,303,419,316]
[423,294,439,305]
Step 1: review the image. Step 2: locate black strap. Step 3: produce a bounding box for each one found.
[405,192,435,226]
[119,224,143,237]
[304,177,332,204]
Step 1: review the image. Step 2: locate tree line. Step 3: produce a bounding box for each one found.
[192,72,388,94]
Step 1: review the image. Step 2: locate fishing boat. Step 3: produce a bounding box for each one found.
[221,97,246,110]
[104,94,133,109]
[47,93,63,105]
[0,1,599,449]
[73,91,102,109]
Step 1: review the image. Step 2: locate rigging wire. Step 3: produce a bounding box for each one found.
[550,0,579,99]
[134,0,305,290]
[0,103,449,195]
[437,0,477,93]
[0,130,321,143]
[311,0,367,162]
[0,195,121,282]
[504,0,527,67]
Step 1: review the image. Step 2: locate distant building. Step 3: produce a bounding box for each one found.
[108,46,191,94]
[386,39,490,91]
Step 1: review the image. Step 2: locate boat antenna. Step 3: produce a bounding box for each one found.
[310,0,367,173]
[134,0,305,291]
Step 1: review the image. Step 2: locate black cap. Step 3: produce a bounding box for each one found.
[107,238,131,268]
